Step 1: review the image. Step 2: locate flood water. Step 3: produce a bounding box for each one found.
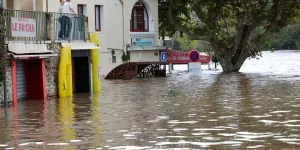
[1,50,300,150]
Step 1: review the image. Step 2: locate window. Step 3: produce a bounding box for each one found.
[112,56,116,63]
[131,1,149,32]
[77,4,84,15]
[95,5,101,31]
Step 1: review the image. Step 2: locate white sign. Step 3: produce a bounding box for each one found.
[11,17,36,38]
[132,38,154,47]
[189,62,202,71]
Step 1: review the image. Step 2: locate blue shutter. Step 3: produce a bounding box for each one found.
[16,60,27,100]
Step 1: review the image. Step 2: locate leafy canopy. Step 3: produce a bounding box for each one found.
[159,0,300,62]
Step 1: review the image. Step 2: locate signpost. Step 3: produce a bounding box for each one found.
[161,52,167,62]
[189,50,200,62]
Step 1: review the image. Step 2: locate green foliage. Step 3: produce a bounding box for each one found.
[121,51,131,62]
[159,0,300,71]
[166,90,180,98]
[262,20,300,50]
[169,32,211,52]
[0,8,6,84]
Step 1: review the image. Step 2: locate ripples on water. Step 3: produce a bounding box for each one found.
[0,51,300,149]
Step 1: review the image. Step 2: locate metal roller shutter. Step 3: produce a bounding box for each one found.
[16,60,27,100]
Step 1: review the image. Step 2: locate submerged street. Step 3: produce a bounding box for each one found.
[1,50,300,149]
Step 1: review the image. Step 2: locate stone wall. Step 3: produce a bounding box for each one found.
[45,43,61,97]
[0,66,13,104]
[0,43,61,105]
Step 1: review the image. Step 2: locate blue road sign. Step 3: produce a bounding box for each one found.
[161,52,167,62]
[189,50,200,62]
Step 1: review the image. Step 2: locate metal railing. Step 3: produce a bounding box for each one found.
[50,12,87,41]
[4,9,47,41]
[3,9,89,41]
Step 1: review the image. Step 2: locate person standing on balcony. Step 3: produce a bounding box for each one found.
[58,0,65,39]
[60,0,75,39]
[59,0,65,12]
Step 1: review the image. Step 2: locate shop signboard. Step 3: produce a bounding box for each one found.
[132,38,154,47]
[11,17,36,38]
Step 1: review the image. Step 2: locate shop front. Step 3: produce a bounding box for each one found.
[8,43,57,103]
[60,42,100,96]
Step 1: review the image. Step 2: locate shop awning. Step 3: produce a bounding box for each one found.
[61,42,100,50]
[10,54,58,59]
[8,43,54,54]
[8,43,57,59]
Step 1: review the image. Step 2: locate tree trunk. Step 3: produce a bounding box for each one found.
[217,53,248,72]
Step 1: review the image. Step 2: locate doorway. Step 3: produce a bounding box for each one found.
[74,57,90,93]
[13,59,46,102]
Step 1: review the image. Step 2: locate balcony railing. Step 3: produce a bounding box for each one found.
[2,9,89,41]
[49,12,88,41]
[4,9,47,41]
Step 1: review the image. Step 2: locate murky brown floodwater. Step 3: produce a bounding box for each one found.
[1,50,300,150]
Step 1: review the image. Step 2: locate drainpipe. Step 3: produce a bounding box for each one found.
[33,0,36,11]
[4,77,7,107]
[119,0,125,53]
[46,0,48,12]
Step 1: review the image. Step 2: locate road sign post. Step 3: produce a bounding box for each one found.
[161,52,167,62]
[189,50,202,74]
[189,50,200,62]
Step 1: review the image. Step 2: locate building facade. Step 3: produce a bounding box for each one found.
[3,0,163,76]
[0,0,163,104]
[46,0,163,76]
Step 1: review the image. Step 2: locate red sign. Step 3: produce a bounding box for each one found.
[161,49,211,64]
[189,50,200,62]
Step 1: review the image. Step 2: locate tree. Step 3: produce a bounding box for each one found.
[170,32,212,52]
[159,0,300,72]
[262,20,300,50]
[0,5,6,83]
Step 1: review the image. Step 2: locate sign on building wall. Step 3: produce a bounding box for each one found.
[132,38,154,47]
[11,17,36,38]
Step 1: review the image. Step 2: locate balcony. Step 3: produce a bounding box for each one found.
[3,9,89,42]
[48,12,89,41]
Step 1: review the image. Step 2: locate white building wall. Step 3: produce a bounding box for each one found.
[45,0,160,76]
[130,51,160,62]
[124,0,160,47]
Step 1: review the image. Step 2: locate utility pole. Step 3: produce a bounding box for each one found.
[0,0,8,107]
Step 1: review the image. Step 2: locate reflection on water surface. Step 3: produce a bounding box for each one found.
[0,51,300,149]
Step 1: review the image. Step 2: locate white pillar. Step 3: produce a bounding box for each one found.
[208,61,212,70]
[169,63,173,74]
[139,51,142,61]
